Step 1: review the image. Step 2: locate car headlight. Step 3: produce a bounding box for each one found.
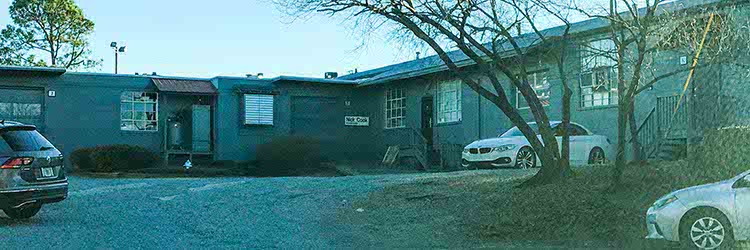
[463,148,470,154]
[653,195,678,209]
[492,144,517,152]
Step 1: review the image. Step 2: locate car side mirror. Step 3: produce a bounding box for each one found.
[734,176,750,189]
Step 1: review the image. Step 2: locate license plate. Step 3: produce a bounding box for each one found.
[41,167,55,178]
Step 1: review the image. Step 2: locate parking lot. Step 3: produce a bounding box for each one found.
[0,170,544,249]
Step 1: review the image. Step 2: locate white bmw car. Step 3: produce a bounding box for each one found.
[461,121,613,169]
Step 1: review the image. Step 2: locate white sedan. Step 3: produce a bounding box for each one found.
[461,121,613,169]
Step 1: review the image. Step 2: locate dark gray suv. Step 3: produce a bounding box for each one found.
[0,121,67,219]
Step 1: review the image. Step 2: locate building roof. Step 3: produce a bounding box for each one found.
[268,75,360,85]
[339,0,727,86]
[152,78,218,95]
[0,65,66,77]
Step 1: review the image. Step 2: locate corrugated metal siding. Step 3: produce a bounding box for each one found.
[244,94,274,125]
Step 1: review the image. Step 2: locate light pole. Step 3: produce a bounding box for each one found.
[110,42,126,74]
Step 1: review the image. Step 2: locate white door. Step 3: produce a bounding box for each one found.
[734,175,750,238]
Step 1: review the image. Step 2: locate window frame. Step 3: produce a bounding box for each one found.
[243,94,275,126]
[384,87,407,129]
[516,71,551,110]
[120,91,159,132]
[580,39,618,109]
[436,79,462,124]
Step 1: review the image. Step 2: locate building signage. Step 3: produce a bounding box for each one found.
[345,116,369,126]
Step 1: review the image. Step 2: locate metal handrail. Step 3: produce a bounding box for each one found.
[628,107,656,143]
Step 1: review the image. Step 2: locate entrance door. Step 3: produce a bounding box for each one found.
[421,96,434,146]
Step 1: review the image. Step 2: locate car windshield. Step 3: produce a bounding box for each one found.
[1,129,54,152]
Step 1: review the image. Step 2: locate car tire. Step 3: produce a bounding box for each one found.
[515,147,536,169]
[3,203,42,219]
[588,147,606,165]
[679,208,735,250]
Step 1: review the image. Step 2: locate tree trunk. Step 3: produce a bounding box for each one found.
[628,99,641,163]
[560,82,572,174]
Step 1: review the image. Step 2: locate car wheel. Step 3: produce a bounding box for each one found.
[588,147,606,165]
[680,208,734,250]
[461,159,475,170]
[515,147,536,169]
[3,203,42,219]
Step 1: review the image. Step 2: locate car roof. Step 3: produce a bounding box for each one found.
[0,121,36,130]
[517,121,591,134]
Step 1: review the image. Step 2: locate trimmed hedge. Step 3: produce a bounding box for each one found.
[71,145,160,172]
[255,136,332,176]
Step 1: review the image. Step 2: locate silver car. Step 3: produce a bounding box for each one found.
[646,169,750,249]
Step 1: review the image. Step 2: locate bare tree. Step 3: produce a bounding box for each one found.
[571,0,750,187]
[277,0,576,186]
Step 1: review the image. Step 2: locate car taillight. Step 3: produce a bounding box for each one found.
[0,157,34,169]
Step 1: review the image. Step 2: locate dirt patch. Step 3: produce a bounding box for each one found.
[335,170,529,248]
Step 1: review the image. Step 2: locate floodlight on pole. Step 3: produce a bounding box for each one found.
[111,41,126,74]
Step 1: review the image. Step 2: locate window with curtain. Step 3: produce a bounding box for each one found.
[516,72,550,109]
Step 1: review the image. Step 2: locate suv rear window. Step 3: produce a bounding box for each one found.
[1,129,54,152]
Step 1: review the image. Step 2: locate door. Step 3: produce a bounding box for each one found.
[191,105,211,152]
[0,88,45,133]
[735,175,750,238]
[290,97,340,158]
[421,96,433,146]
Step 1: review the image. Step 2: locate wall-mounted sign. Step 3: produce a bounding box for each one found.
[345,116,369,126]
[48,90,56,97]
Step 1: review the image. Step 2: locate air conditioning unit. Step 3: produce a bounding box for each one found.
[325,72,338,79]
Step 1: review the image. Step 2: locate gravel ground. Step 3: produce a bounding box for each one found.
[0,168,687,249]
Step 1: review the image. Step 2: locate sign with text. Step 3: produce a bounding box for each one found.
[345,116,370,126]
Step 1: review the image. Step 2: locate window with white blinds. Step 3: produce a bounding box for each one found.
[244,94,274,125]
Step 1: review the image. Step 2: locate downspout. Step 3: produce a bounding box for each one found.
[478,92,482,140]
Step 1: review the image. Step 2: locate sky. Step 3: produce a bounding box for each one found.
[0,0,655,79]
[0,0,426,78]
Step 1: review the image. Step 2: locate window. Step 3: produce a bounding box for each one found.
[244,94,274,125]
[516,72,551,109]
[385,88,406,129]
[581,39,618,108]
[120,92,158,131]
[553,123,588,136]
[1,129,54,152]
[436,80,462,123]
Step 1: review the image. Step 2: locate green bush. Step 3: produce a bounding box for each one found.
[255,136,332,176]
[70,147,96,171]
[688,126,750,180]
[70,145,159,173]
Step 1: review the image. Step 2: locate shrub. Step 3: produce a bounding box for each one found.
[70,145,160,173]
[255,136,332,176]
[688,126,750,180]
[70,147,96,171]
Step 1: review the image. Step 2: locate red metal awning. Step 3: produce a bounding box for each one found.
[152,78,217,95]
